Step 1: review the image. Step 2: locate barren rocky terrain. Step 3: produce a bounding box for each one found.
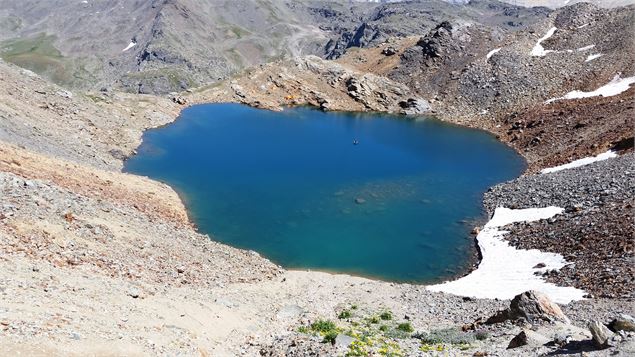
[0,1,633,356]
[0,0,552,93]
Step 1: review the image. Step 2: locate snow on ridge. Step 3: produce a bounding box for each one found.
[577,44,595,52]
[428,207,586,304]
[122,41,137,52]
[541,151,617,174]
[486,48,501,60]
[531,27,557,57]
[585,53,603,62]
[546,75,635,103]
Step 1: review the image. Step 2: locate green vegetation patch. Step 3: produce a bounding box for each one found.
[297,306,488,355]
[297,306,409,356]
[0,33,67,82]
[396,322,413,333]
[338,310,352,320]
[0,33,94,87]
[297,319,343,343]
[414,327,488,352]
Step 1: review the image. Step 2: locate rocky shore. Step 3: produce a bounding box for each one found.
[0,2,633,356]
[484,153,634,299]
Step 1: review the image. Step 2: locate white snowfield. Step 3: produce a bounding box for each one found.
[585,53,603,62]
[428,207,586,304]
[541,151,617,174]
[546,75,635,103]
[486,48,502,60]
[122,41,137,52]
[531,27,557,57]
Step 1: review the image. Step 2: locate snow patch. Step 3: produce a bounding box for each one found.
[577,44,595,52]
[531,27,557,57]
[428,207,586,304]
[486,48,501,60]
[585,53,603,62]
[546,75,635,103]
[122,41,137,52]
[541,151,617,174]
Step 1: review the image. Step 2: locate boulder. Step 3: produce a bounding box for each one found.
[382,47,397,56]
[608,314,635,332]
[127,287,140,299]
[398,98,431,115]
[588,320,614,347]
[507,329,551,349]
[334,334,355,349]
[276,305,305,320]
[172,95,187,105]
[487,290,569,324]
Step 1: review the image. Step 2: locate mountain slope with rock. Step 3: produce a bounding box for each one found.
[0,0,633,356]
[1,0,552,94]
[208,2,634,170]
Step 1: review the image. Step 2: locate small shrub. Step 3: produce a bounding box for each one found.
[474,330,490,341]
[379,324,389,332]
[323,330,338,344]
[311,320,337,334]
[420,344,444,352]
[378,340,403,356]
[415,328,475,345]
[384,328,410,339]
[367,316,380,324]
[339,310,352,319]
[347,339,371,356]
[379,311,393,321]
[396,322,414,333]
[351,304,358,310]
[297,326,309,334]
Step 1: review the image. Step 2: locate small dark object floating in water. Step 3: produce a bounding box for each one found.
[353,139,359,145]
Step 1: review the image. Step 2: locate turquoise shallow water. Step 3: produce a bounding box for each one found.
[124,104,525,283]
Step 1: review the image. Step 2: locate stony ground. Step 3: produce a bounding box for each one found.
[0,2,633,356]
[484,153,635,299]
[1,157,632,355]
[0,60,181,170]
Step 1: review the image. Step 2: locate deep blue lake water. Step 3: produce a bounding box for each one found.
[124,104,525,283]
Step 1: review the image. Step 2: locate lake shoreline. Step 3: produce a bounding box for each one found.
[124,103,525,284]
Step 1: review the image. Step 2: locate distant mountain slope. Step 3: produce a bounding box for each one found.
[497,0,635,8]
[0,0,550,94]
